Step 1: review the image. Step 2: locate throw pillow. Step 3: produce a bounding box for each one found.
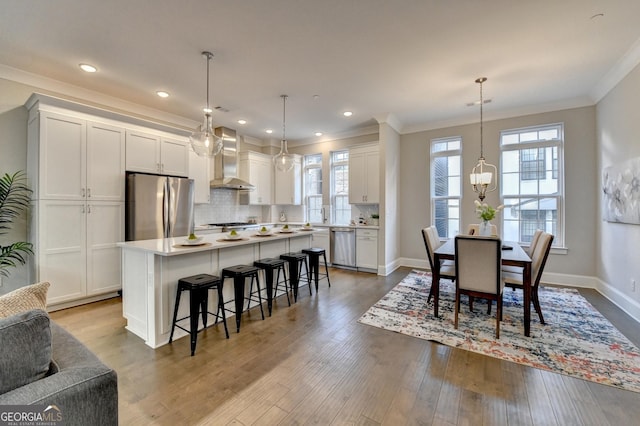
[0,281,50,318]
[0,309,52,394]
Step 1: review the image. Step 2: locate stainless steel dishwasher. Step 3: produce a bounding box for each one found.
[330,227,356,268]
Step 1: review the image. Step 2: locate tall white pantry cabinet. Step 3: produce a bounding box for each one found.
[27,100,126,307]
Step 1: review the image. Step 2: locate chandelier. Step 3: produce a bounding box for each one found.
[189,51,223,157]
[273,94,295,172]
[469,77,497,201]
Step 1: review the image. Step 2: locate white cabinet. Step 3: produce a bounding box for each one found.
[34,200,123,305]
[274,154,302,205]
[239,151,272,205]
[356,228,378,272]
[125,130,189,177]
[28,112,125,201]
[349,144,379,204]
[311,229,331,264]
[27,99,126,308]
[188,148,213,204]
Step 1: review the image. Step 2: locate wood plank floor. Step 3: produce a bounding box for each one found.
[50,267,640,425]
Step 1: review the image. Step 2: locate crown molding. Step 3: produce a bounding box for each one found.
[590,36,640,103]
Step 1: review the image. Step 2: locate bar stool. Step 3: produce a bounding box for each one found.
[169,274,229,356]
[302,247,331,291]
[279,252,311,302]
[253,258,290,316]
[221,265,265,332]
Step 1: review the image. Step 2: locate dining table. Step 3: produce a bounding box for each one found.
[432,238,533,336]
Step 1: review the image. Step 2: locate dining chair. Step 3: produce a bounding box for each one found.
[421,226,455,303]
[502,232,554,324]
[502,229,544,275]
[454,235,504,338]
[467,223,498,236]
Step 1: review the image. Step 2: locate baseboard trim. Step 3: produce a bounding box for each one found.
[47,292,120,312]
[595,278,640,324]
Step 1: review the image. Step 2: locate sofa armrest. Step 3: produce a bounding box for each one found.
[0,322,118,426]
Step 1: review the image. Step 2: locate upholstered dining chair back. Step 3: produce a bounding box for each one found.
[421,226,442,270]
[527,229,544,256]
[467,223,498,236]
[530,232,554,285]
[454,235,504,338]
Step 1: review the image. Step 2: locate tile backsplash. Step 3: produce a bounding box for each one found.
[194,189,264,225]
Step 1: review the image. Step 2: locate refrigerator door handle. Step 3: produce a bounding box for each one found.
[163,179,170,238]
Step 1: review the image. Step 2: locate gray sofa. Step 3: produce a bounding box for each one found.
[0,309,118,425]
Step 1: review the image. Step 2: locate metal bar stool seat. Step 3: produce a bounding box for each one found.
[280,252,311,302]
[301,247,331,291]
[169,273,229,356]
[221,265,265,332]
[254,258,290,316]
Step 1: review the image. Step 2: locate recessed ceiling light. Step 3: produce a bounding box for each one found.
[79,63,97,73]
[156,91,170,98]
[238,119,247,125]
[315,132,323,137]
[343,111,353,117]
[266,129,273,134]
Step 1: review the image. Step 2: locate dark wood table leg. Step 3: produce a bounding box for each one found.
[523,263,532,337]
[233,276,244,332]
[432,254,441,318]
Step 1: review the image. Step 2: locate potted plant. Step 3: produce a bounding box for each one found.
[0,171,33,277]
[370,213,379,226]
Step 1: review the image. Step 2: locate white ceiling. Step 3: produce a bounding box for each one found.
[2,0,640,144]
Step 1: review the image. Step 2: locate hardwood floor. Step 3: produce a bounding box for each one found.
[50,267,640,425]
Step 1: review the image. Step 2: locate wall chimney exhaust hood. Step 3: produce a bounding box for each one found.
[209,127,255,190]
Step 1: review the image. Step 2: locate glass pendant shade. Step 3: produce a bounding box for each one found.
[273,140,294,172]
[189,113,223,157]
[190,51,223,157]
[469,77,497,201]
[272,94,295,172]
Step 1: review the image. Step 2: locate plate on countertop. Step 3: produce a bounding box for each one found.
[217,237,250,242]
[253,233,273,237]
[299,227,314,231]
[173,242,211,248]
[278,229,295,234]
[182,237,204,245]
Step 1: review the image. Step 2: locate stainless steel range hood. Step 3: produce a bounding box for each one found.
[209,127,255,190]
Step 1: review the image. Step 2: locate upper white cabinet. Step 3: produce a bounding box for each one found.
[188,148,213,204]
[239,151,273,205]
[125,131,189,177]
[274,154,302,205]
[28,112,125,201]
[349,144,379,204]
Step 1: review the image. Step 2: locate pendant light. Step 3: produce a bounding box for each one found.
[273,94,295,172]
[189,51,223,157]
[469,77,497,201]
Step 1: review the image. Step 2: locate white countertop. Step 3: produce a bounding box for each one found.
[117,227,325,256]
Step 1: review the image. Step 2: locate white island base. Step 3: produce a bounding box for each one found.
[118,229,321,348]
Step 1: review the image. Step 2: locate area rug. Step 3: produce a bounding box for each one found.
[358,270,640,393]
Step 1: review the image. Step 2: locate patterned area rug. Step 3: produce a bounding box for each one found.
[358,270,640,393]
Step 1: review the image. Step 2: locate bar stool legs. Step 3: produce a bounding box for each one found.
[254,258,290,316]
[221,265,265,333]
[169,274,228,356]
[302,248,331,291]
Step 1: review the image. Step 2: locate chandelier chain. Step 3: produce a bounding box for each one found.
[281,94,288,142]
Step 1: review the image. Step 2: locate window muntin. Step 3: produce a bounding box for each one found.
[430,137,461,238]
[331,150,350,225]
[304,154,323,223]
[500,123,563,246]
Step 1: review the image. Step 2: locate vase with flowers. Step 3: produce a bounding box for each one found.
[474,200,503,236]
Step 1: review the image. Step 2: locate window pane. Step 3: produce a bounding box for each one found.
[331,150,350,224]
[433,198,460,238]
[500,124,563,246]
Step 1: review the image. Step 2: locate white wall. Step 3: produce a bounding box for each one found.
[399,106,598,281]
[379,122,400,274]
[596,62,640,319]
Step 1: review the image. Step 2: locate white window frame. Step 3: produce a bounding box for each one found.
[500,123,565,248]
[430,136,462,238]
[331,150,350,225]
[303,153,323,223]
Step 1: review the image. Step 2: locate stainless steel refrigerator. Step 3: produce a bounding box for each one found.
[125,173,194,241]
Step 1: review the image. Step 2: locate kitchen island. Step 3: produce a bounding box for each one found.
[117,228,324,348]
